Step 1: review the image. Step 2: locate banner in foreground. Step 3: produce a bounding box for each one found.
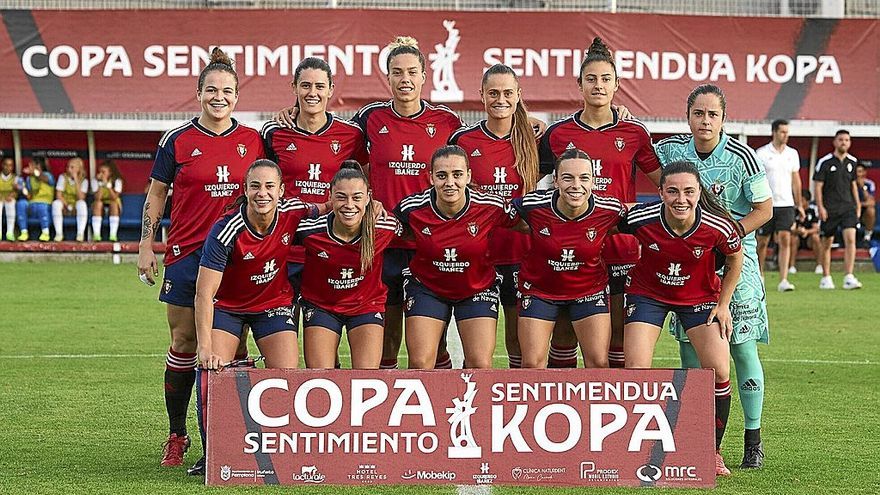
[207,368,714,487]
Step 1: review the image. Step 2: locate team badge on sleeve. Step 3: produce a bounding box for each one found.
[237,144,247,157]
[330,140,341,155]
[615,136,625,152]
[468,222,478,237]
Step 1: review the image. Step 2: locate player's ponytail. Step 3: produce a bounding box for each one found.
[330,161,376,273]
[386,36,425,72]
[482,64,538,193]
[660,161,744,237]
[198,47,239,93]
[578,37,616,85]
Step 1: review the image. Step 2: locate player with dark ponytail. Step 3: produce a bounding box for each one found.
[619,161,744,477]
[538,37,662,370]
[137,47,265,472]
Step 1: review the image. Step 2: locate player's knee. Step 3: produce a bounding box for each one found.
[170,327,197,352]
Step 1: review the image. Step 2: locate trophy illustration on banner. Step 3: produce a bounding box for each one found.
[429,20,465,103]
[446,373,481,458]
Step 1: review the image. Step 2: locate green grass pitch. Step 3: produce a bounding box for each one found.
[1,262,877,495]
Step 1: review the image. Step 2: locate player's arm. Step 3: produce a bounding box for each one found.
[137,178,170,284]
[55,178,67,206]
[852,180,862,220]
[711,248,744,340]
[194,266,224,370]
[792,170,804,220]
[814,180,827,221]
[107,179,122,201]
[739,198,772,235]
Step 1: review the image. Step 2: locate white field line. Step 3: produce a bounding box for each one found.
[0,353,875,366]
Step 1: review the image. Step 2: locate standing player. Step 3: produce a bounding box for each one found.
[137,48,264,471]
[448,63,539,369]
[755,119,802,291]
[394,146,521,369]
[621,161,744,476]
[655,84,772,469]
[539,37,661,369]
[51,157,88,242]
[296,163,401,369]
[0,158,15,241]
[262,57,367,304]
[813,130,863,290]
[352,37,463,370]
[513,149,624,368]
[194,159,319,468]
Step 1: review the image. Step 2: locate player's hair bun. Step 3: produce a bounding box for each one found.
[209,47,234,68]
[587,37,612,58]
[390,36,419,50]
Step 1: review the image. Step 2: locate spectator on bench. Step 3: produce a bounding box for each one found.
[52,157,89,242]
[1,158,15,241]
[16,157,55,242]
[856,162,875,246]
[90,159,124,242]
[789,189,822,275]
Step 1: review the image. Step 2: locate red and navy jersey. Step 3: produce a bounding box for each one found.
[512,190,625,300]
[151,118,265,266]
[394,188,518,300]
[200,199,315,313]
[261,113,367,264]
[353,100,462,249]
[449,120,533,265]
[538,109,660,264]
[295,213,401,315]
[619,201,741,306]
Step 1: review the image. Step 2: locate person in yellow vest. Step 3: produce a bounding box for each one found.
[1,158,16,241]
[16,157,55,242]
[52,157,89,242]
[90,160,124,242]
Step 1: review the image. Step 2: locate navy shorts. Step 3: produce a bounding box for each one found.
[820,210,859,238]
[287,262,304,296]
[159,250,201,307]
[382,248,415,305]
[496,264,520,307]
[403,274,500,323]
[300,299,385,336]
[213,305,297,340]
[519,288,610,322]
[624,294,717,331]
[607,263,635,296]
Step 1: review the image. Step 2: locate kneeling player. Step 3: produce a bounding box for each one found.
[394,145,522,369]
[512,149,625,368]
[619,161,744,477]
[193,160,321,472]
[296,162,401,369]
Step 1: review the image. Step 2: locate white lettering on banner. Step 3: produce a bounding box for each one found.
[19,42,843,86]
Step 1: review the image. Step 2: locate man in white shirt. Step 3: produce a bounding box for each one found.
[755,119,803,292]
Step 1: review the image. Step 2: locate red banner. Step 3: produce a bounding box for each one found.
[0,10,877,122]
[207,368,714,487]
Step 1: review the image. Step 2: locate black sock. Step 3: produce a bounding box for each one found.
[715,381,731,450]
[165,369,196,436]
[745,428,761,446]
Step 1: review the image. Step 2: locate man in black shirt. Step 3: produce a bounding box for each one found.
[812,129,862,290]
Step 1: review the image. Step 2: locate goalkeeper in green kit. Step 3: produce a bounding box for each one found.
[655,84,772,471]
